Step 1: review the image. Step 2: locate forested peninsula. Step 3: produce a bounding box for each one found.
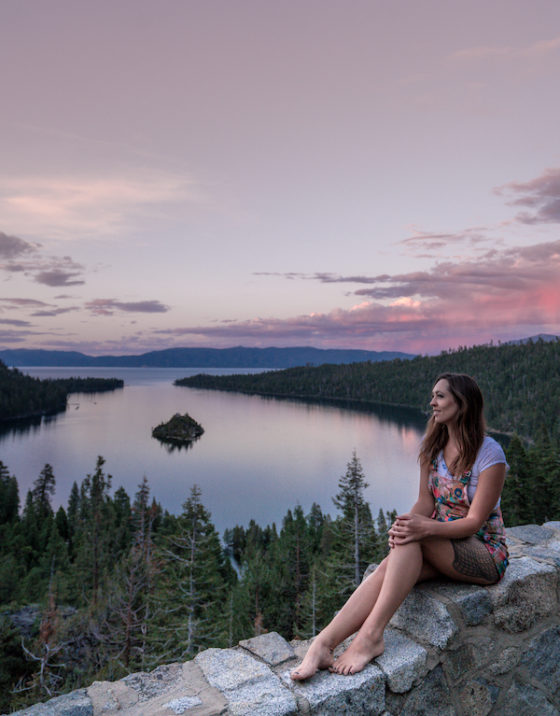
[177,338,560,442]
[0,361,123,421]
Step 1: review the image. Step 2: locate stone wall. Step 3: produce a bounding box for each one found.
[8,522,560,716]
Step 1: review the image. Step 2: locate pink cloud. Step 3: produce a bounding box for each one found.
[496,168,560,224]
[156,238,560,352]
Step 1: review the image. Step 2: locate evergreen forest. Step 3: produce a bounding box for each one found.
[0,455,395,710]
[1,339,560,710]
[0,361,123,422]
[1,431,559,710]
[178,338,560,441]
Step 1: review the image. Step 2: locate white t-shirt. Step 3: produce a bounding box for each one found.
[437,435,508,507]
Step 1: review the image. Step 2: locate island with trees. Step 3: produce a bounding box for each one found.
[151,412,204,446]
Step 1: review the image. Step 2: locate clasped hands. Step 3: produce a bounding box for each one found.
[388,513,433,548]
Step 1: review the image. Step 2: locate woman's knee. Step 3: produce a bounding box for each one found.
[365,556,388,581]
[419,537,454,566]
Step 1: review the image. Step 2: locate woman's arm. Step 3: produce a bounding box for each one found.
[390,462,506,544]
[408,461,436,517]
[389,462,434,547]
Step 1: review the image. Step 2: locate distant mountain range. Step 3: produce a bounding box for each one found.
[0,346,416,369]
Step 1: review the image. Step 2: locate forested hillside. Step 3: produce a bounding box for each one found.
[0,455,393,710]
[178,339,560,441]
[0,361,123,421]
[2,340,559,709]
[1,436,558,709]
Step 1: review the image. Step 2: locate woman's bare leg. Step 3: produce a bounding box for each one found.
[291,553,437,680]
[290,559,388,680]
[331,542,424,675]
[331,537,499,676]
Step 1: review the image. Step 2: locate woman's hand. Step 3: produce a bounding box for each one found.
[388,513,434,547]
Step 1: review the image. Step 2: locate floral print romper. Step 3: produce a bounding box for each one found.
[428,454,509,580]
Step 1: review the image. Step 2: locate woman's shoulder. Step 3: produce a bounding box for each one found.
[475,436,508,472]
[480,434,502,450]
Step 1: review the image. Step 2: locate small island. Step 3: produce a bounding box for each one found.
[152,412,204,446]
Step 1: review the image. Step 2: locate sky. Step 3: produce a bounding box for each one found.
[1,0,560,356]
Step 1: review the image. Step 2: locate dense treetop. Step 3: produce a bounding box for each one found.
[0,361,123,421]
[177,338,560,441]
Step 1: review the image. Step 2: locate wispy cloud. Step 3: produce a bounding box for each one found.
[34,268,85,287]
[85,298,170,316]
[399,227,490,255]
[0,318,32,327]
[0,328,46,343]
[0,171,205,240]
[255,271,385,285]
[496,168,560,224]
[0,231,39,259]
[31,307,79,317]
[0,230,87,286]
[453,35,560,61]
[160,237,560,351]
[0,297,49,308]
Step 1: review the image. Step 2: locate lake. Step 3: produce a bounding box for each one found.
[1,367,428,534]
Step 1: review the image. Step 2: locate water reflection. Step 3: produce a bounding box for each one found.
[0,415,44,439]
[154,436,201,453]
[1,368,426,533]
[257,394,428,432]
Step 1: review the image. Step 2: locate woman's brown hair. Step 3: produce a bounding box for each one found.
[419,372,486,476]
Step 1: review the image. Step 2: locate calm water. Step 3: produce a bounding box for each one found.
[1,367,427,534]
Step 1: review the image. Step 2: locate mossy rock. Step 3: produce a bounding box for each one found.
[152,412,204,445]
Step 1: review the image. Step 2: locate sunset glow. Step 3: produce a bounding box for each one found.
[1,1,560,355]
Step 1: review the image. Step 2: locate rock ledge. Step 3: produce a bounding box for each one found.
[9,522,560,716]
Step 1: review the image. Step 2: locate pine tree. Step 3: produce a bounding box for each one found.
[374,509,395,562]
[502,435,528,526]
[153,485,231,660]
[73,457,114,605]
[297,561,325,639]
[32,464,56,520]
[531,427,560,523]
[331,452,378,587]
[235,547,273,638]
[306,502,325,553]
[267,505,314,637]
[298,454,379,633]
[113,486,133,558]
[54,506,69,543]
[66,482,80,557]
[0,462,19,524]
[101,477,161,673]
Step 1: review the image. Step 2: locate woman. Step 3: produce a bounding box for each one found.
[291,372,508,679]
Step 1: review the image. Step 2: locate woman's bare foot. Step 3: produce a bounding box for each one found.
[290,638,334,680]
[330,632,384,676]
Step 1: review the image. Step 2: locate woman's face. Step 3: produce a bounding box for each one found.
[430,379,459,426]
